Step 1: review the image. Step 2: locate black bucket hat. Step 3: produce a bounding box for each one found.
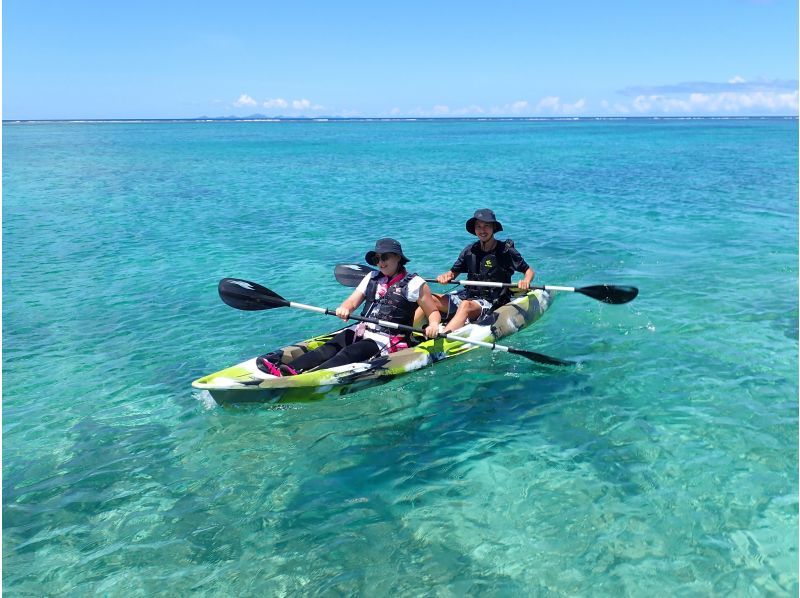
[365,238,411,266]
[466,208,504,234]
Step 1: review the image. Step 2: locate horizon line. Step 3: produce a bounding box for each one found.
[4,115,798,124]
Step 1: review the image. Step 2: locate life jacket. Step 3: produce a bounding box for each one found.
[360,270,419,334]
[464,239,516,306]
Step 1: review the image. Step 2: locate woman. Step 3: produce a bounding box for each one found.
[263,238,441,376]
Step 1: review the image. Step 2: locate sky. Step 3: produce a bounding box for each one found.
[3,0,798,119]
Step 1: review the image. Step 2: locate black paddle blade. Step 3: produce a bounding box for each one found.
[334,263,376,287]
[576,284,639,304]
[218,278,289,311]
[510,348,576,366]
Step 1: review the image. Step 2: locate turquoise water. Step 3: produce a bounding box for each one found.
[3,119,797,595]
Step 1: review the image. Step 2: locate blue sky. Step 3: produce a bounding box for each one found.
[4,0,798,119]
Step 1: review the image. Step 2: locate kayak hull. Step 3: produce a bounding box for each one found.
[192,289,553,405]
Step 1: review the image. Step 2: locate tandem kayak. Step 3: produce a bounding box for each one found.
[192,288,554,405]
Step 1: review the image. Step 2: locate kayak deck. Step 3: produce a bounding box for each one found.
[192,289,553,405]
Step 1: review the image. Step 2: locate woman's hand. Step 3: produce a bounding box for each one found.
[335,305,352,321]
[424,323,440,339]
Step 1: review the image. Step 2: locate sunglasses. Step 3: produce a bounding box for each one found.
[374,252,397,263]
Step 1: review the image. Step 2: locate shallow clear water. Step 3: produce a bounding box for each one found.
[4,119,797,595]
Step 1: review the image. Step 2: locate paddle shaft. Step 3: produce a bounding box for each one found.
[432,278,578,292]
[218,278,574,365]
[333,263,637,304]
[278,299,526,355]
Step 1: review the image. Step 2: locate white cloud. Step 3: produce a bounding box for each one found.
[289,98,324,111]
[620,77,797,97]
[535,96,560,112]
[263,98,288,109]
[532,96,586,115]
[569,99,587,113]
[600,100,633,115]
[626,90,799,114]
[231,95,324,113]
[233,94,257,108]
[415,99,581,117]
[402,99,589,117]
[452,104,486,115]
[405,104,486,116]
[488,100,531,115]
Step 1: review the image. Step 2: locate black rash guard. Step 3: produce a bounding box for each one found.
[450,239,530,306]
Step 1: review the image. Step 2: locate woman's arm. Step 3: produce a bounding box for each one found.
[417,283,442,337]
[336,289,366,320]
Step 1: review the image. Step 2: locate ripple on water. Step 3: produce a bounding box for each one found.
[3,119,797,595]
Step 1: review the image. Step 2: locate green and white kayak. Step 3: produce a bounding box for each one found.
[192,288,553,405]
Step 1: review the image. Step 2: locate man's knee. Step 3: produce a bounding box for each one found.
[458,300,481,318]
[432,294,449,314]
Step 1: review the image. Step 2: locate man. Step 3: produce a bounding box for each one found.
[430,209,534,333]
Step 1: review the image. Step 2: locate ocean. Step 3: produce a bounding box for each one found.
[3,118,797,595]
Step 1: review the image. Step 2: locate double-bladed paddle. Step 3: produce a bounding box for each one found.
[333,263,639,305]
[218,278,574,366]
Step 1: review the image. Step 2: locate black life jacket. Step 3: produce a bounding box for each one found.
[464,239,516,305]
[360,271,419,333]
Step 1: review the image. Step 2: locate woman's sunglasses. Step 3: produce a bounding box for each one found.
[374,253,397,263]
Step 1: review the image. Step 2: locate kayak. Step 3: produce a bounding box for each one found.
[192,288,554,405]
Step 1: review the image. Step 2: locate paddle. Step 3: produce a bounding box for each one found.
[218,278,574,366]
[334,263,639,305]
